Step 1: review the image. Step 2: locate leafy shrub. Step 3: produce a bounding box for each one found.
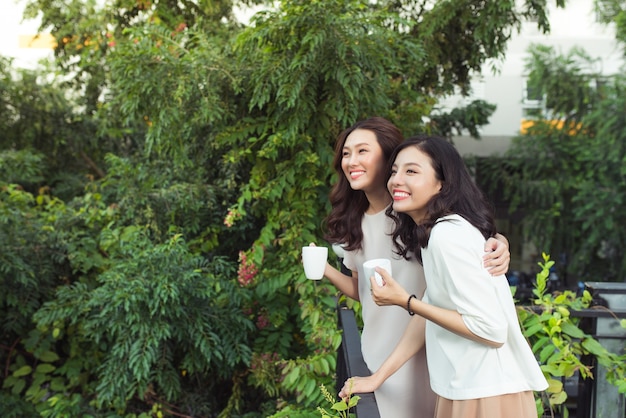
[517,253,626,417]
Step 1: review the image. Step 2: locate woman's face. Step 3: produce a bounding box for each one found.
[387,146,442,222]
[341,129,387,194]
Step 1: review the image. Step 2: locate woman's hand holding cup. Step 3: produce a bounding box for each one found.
[369,267,410,308]
[301,243,328,280]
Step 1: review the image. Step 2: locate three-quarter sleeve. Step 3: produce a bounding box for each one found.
[426,218,508,345]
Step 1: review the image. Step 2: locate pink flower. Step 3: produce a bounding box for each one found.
[256,312,270,329]
[237,251,257,286]
[223,208,242,228]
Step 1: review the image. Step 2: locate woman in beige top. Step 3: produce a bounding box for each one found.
[315,118,511,418]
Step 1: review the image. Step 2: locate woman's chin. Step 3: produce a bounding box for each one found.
[391,200,407,213]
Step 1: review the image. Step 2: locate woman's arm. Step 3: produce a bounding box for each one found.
[323,262,359,300]
[408,297,503,348]
[370,272,504,348]
[338,315,426,398]
[483,233,510,276]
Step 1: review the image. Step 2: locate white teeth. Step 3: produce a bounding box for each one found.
[394,191,409,197]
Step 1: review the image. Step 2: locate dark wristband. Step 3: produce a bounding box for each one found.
[407,294,417,316]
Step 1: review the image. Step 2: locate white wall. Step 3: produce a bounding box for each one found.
[452,0,623,156]
[0,1,53,69]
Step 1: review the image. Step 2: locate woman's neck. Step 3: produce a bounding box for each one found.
[365,189,392,214]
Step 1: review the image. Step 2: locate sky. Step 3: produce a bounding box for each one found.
[1,1,264,70]
[1,0,54,69]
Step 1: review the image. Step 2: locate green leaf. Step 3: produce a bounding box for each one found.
[13,366,32,378]
[284,368,300,387]
[582,337,607,356]
[550,389,568,405]
[348,395,361,408]
[546,378,563,393]
[50,377,66,392]
[12,379,26,395]
[539,344,556,362]
[532,336,550,353]
[524,323,544,337]
[331,401,349,412]
[35,363,56,374]
[39,351,60,362]
[560,321,584,339]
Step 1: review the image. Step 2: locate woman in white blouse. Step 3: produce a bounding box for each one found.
[340,135,547,418]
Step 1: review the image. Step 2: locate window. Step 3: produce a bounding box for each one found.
[522,78,544,108]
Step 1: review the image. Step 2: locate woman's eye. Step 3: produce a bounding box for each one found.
[390,169,397,175]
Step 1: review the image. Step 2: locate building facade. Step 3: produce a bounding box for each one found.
[446,0,623,275]
[452,0,622,157]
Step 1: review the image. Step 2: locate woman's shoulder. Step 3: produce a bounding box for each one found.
[430,214,479,242]
[432,214,467,229]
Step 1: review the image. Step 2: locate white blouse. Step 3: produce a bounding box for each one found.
[422,214,548,400]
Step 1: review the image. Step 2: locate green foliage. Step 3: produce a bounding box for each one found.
[237,0,424,126]
[430,99,497,140]
[103,24,238,160]
[0,185,64,337]
[517,253,626,417]
[0,150,46,185]
[1,179,258,416]
[480,44,626,281]
[316,384,359,418]
[0,58,99,199]
[596,0,626,54]
[397,0,559,94]
[4,0,568,415]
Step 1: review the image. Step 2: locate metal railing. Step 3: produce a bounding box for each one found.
[570,281,626,418]
[570,307,626,417]
[524,281,626,418]
[336,301,380,418]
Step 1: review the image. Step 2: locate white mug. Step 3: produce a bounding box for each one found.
[363,258,392,287]
[302,246,328,280]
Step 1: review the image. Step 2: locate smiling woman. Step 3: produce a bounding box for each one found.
[319,118,512,418]
[343,135,547,418]
[341,128,390,212]
[388,146,442,223]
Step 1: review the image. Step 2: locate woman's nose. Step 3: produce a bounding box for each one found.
[347,154,359,166]
[390,173,403,184]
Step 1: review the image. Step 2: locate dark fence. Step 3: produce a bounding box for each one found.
[336,301,380,418]
[527,282,626,418]
[572,282,626,418]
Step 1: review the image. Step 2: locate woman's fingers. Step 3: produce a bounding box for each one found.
[371,271,410,307]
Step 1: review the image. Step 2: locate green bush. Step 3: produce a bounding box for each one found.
[517,253,626,417]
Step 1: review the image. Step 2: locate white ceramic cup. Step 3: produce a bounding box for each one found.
[302,246,328,280]
[363,258,392,287]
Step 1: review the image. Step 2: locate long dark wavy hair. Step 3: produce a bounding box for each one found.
[324,117,403,251]
[387,135,497,262]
